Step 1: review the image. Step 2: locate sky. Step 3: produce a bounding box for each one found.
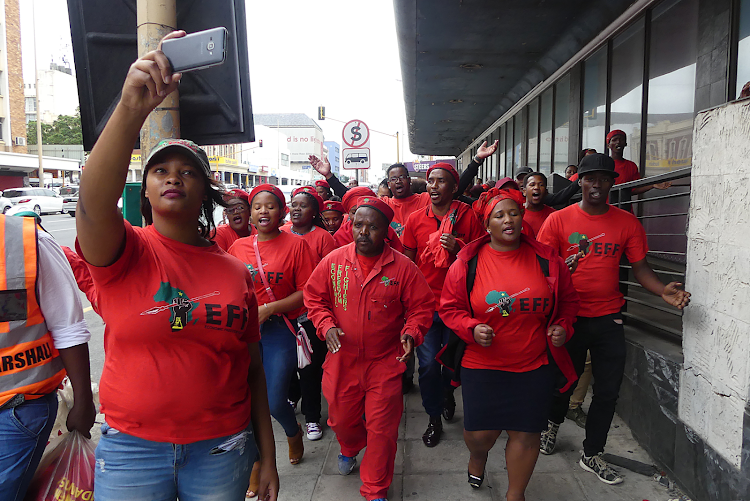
[19,0,419,180]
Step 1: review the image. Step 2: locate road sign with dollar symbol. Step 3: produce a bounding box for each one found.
[342,119,370,149]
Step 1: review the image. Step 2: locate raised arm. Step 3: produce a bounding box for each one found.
[456,140,498,197]
[309,155,348,197]
[77,32,184,267]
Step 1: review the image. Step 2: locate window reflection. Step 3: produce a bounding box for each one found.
[554,74,571,173]
[646,0,698,176]
[582,47,607,152]
[527,99,539,169]
[738,0,750,97]
[611,19,645,167]
[514,113,524,171]
[540,88,553,174]
[498,123,506,176]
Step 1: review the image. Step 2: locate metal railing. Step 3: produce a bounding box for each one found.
[609,167,691,341]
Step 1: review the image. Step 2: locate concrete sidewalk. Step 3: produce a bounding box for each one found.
[264,385,683,501]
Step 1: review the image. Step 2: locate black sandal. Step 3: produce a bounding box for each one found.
[468,470,484,488]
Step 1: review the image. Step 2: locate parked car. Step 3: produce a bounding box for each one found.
[59,185,79,217]
[0,195,11,214]
[2,187,64,215]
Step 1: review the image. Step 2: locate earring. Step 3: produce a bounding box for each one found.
[486,228,491,233]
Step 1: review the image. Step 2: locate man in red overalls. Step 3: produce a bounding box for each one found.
[304,197,434,501]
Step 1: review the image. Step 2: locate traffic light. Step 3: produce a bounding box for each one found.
[259,140,263,147]
[318,106,325,120]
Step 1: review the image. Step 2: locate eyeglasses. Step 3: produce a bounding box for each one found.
[388,175,409,182]
[224,206,247,215]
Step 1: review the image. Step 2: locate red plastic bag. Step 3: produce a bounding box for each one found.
[24,431,96,501]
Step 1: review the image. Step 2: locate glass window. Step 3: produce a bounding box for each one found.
[738,0,750,97]
[527,99,539,170]
[582,47,607,152]
[554,74,571,173]
[611,18,646,167]
[505,120,513,179]
[498,123,506,174]
[646,0,698,176]
[539,88,553,174]
[514,113,524,171]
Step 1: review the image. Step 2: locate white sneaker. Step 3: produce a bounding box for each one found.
[305,422,323,441]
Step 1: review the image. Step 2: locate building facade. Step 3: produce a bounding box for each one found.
[254,113,324,175]
[323,140,340,176]
[24,61,78,124]
[0,0,27,154]
[396,0,750,499]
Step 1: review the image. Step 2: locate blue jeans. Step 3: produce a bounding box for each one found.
[0,392,58,501]
[260,315,300,437]
[416,312,455,417]
[94,421,257,501]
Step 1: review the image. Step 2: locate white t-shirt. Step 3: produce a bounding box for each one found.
[37,230,91,349]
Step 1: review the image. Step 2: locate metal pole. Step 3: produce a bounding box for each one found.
[137,0,179,169]
[396,132,399,163]
[32,0,44,186]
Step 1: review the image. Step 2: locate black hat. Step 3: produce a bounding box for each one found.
[577,153,619,178]
[514,166,533,179]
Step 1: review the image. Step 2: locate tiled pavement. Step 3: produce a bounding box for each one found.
[263,384,680,501]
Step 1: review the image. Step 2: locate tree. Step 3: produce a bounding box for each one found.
[27,111,83,145]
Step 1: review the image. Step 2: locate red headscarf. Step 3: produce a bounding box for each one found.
[483,189,526,221]
[472,183,519,225]
[291,186,325,212]
[342,187,376,213]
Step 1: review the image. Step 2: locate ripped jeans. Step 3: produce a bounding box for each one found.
[94,420,257,501]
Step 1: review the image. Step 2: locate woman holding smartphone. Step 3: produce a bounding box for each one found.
[76,32,278,501]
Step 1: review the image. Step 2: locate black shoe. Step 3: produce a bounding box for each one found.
[422,415,442,447]
[402,377,414,395]
[467,470,485,489]
[442,392,456,421]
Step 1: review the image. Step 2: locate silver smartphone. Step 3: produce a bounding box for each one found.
[161,27,228,73]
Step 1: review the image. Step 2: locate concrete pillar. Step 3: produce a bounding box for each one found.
[680,99,750,470]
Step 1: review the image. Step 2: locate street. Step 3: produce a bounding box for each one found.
[41,213,106,383]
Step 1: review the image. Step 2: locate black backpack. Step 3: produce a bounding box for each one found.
[436,253,550,386]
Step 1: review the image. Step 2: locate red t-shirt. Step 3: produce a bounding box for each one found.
[228,232,315,319]
[78,221,259,444]
[383,192,431,236]
[280,225,336,263]
[356,252,381,279]
[213,224,254,252]
[401,203,486,310]
[463,242,553,371]
[537,203,648,317]
[523,205,555,237]
[569,158,640,185]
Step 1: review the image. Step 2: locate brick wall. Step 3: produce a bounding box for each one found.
[5,0,26,154]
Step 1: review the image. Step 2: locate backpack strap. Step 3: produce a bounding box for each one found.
[466,255,478,316]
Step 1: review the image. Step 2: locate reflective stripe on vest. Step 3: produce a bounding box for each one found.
[0,215,65,406]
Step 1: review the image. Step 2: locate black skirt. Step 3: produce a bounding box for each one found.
[461,364,554,432]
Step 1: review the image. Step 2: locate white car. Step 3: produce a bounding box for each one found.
[0,196,11,213]
[2,187,64,215]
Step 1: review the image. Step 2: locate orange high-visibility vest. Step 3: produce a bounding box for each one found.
[0,215,65,407]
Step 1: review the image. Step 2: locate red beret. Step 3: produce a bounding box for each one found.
[314,179,330,189]
[249,184,286,207]
[322,200,345,214]
[342,187,376,213]
[426,162,459,184]
[356,196,394,224]
[225,188,250,205]
[291,186,325,212]
[484,189,526,221]
[606,129,626,142]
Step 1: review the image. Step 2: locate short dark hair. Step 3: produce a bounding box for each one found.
[523,172,547,187]
[386,163,409,178]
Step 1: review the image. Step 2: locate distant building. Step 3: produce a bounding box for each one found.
[24,61,79,124]
[254,113,324,174]
[0,0,28,155]
[323,141,340,176]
